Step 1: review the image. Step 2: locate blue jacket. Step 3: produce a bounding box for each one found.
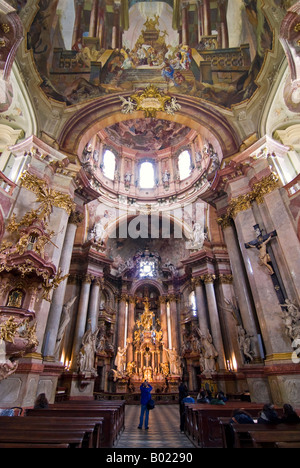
[140,384,153,405]
[182,396,195,404]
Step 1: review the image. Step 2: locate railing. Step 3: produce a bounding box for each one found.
[0,171,17,196]
[284,173,300,197]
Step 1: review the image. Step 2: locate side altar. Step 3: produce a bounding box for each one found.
[113,298,182,393]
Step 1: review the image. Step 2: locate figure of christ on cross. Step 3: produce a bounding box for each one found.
[245,224,277,275]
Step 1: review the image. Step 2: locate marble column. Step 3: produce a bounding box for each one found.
[201,275,226,370]
[112,4,120,49]
[43,214,80,360]
[181,2,189,45]
[72,0,85,48]
[169,294,180,351]
[127,297,136,363]
[117,294,127,350]
[193,277,209,331]
[221,221,261,360]
[159,297,169,362]
[89,0,99,38]
[218,0,229,48]
[202,0,211,36]
[87,277,103,333]
[98,17,105,49]
[233,206,291,357]
[70,274,93,370]
[258,189,300,304]
[197,1,204,41]
[217,275,243,368]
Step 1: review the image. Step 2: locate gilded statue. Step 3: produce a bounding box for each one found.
[140,299,155,331]
[160,362,170,377]
[0,317,20,343]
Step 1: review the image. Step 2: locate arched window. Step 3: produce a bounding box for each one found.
[178,150,192,180]
[140,161,155,189]
[103,149,116,180]
[189,291,197,316]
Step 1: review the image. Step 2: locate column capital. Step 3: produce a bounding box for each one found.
[217,214,232,229]
[128,295,137,304]
[251,173,280,204]
[191,277,203,287]
[159,296,168,304]
[167,293,181,302]
[218,173,280,224]
[94,277,104,287]
[218,274,233,284]
[82,274,94,284]
[69,210,84,226]
[119,293,129,302]
[200,274,216,284]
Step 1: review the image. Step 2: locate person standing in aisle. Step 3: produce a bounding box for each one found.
[138,380,153,430]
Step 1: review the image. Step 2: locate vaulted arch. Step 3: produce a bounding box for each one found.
[58,93,240,160]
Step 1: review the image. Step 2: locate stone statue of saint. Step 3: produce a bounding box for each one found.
[114,342,128,375]
[78,327,98,376]
[54,296,77,359]
[163,347,182,376]
[198,329,218,376]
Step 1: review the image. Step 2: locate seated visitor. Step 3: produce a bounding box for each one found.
[34,393,49,409]
[281,404,300,424]
[258,404,281,425]
[197,390,210,404]
[211,392,226,405]
[230,408,255,425]
[182,393,195,404]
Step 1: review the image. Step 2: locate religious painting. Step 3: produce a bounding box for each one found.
[6,289,24,308]
[26,0,273,109]
[104,118,191,152]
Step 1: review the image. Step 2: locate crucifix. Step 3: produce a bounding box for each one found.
[245,224,277,275]
[245,224,288,309]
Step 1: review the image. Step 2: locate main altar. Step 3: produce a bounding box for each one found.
[113,298,182,394]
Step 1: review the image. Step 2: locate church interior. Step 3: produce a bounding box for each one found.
[0,0,299,449]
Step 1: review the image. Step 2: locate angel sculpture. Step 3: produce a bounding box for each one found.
[279,299,300,340]
[119,96,137,114]
[165,97,181,116]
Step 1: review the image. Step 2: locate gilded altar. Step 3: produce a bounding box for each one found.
[129,298,170,386]
[112,295,183,393]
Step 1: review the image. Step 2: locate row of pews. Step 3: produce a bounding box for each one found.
[0,399,125,448]
[184,402,300,448]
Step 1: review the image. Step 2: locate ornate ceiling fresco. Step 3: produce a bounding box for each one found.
[103,118,192,151]
[3,0,298,171]
[24,0,274,110]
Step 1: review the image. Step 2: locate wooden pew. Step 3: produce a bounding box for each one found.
[0,429,85,448]
[0,443,70,449]
[50,400,125,441]
[26,406,119,447]
[0,416,100,448]
[276,442,300,448]
[249,430,300,448]
[233,424,300,448]
[184,403,265,448]
[51,400,126,435]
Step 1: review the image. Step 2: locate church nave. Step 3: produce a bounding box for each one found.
[116,405,195,449]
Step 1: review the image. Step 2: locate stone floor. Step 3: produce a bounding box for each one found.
[115,404,196,449]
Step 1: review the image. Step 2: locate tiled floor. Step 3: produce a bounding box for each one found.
[116,404,195,449]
